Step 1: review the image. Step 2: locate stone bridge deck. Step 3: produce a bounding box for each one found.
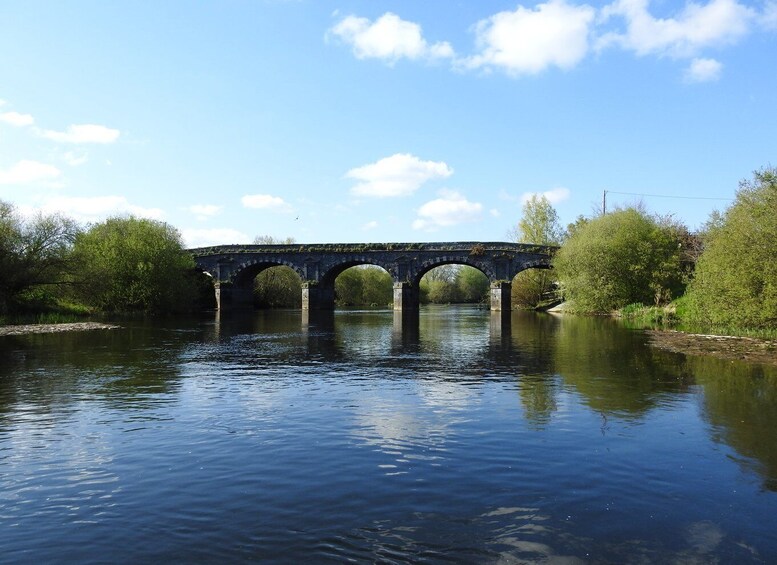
[191,241,558,311]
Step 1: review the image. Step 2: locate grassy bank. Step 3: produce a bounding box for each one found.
[617,297,777,340]
[0,299,94,326]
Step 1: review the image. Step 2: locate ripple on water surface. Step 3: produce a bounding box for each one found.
[0,307,776,562]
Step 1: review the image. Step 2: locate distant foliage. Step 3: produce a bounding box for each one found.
[686,168,777,330]
[72,216,198,312]
[553,207,685,313]
[335,266,393,307]
[254,266,302,308]
[420,265,489,304]
[253,235,296,245]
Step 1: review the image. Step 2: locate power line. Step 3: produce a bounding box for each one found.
[601,189,733,215]
[606,190,733,202]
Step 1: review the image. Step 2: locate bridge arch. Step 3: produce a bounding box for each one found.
[412,257,496,286]
[318,257,395,288]
[505,258,553,281]
[232,259,305,288]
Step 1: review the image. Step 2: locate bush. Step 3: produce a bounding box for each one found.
[553,208,685,313]
[72,216,198,312]
[686,168,777,330]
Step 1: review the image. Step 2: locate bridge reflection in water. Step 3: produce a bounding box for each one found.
[191,241,557,313]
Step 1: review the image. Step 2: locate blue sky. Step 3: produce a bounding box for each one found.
[1,0,775,246]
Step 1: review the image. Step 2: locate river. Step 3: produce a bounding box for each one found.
[1,306,776,563]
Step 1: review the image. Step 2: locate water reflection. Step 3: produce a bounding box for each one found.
[680,354,777,491]
[551,315,695,417]
[1,306,776,562]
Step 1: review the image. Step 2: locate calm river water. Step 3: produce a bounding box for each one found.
[1,306,776,563]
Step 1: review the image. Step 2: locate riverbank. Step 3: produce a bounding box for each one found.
[0,322,121,337]
[646,329,777,367]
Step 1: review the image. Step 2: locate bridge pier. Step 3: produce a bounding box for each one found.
[214,283,253,310]
[490,281,512,312]
[302,282,335,310]
[393,282,419,311]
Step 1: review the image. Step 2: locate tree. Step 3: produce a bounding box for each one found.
[457,266,489,303]
[0,201,80,313]
[511,195,563,308]
[686,167,777,330]
[72,216,198,312]
[420,265,461,304]
[552,207,685,313]
[361,267,392,307]
[513,194,564,245]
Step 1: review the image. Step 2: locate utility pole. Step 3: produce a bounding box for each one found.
[602,190,607,215]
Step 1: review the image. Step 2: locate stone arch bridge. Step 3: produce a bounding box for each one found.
[191,241,558,312]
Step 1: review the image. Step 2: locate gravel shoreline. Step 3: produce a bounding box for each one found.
[0,322,121,337]
[646,329,777,367]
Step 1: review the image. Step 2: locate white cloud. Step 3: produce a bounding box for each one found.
[0,160,61,185]
[463,0,596,75]
[684,57,723,81]
[181,227,250,248]
[598,0,755,58]
[188,204,223,220]
[0,111,35,127]
[347,153,453,198]
[62,151,89,166]
[241,194,293,212]
[520,187,571,204]
[328,12,454,63]
[761,1,777,29]
[36,195,164,223]
[412,190,483,231]
[362,220,379,230]
[40,124,120,144]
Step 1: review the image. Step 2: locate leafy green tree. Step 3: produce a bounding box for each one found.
[513,194,564,245]
[511,195,563,308]
[686,168,777,330]
[72,216,198,312]
[0,201,80,313]
[553,207,684,313]
[361,267,393,306]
